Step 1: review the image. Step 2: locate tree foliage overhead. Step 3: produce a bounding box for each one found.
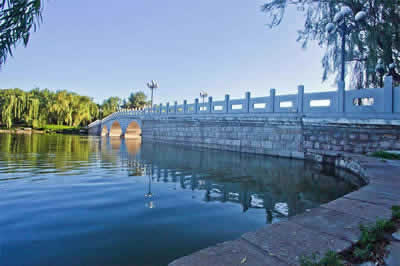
[262,0,400,88]
[0,0,42,68]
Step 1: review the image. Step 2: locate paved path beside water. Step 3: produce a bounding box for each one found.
[170,154,400,266]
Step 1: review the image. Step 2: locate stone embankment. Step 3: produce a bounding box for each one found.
[87,76,400,265]
[169,153,400,266]
[90,113,400,265]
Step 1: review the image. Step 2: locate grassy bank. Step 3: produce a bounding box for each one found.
[371,151,400,160]
[40,125,85,134]
[0,124,87,135]
[301,205,400,266]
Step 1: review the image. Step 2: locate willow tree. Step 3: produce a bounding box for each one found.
[0,89,28,127]
[0,88,100,128]
[0,0,42,68]
[101,97,121,117]
[262,0,400,88]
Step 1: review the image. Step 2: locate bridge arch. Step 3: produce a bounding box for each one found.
[109,121,122,137]
[101,125,108,136]
[125,121,142,139]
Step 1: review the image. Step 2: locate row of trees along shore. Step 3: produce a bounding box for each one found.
[0,89,149,129]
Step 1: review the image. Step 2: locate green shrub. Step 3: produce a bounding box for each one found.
[300,251,343,266]
[354,219,395,260]
[301,206,400,265]
[392,205,400,219]
[359,220,394,245]
[371,151,400,160]
[354,245,373,260]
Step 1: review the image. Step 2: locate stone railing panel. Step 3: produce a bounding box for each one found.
[229,98,246,113]
[275,94,298,113]
[198,102,209,113]
[249,96,270,113]
[177,104,184,114]
[212,100,226,113]
[304,91,337,113]
[345,87,384,113]
[394,86,400,113]
[186,103,195,113]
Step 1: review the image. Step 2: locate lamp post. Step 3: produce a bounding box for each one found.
[326,7,366,86]
[375,59,385,88]
[200,91,208,111]
[146,80,159,112]
[145,167,154,208]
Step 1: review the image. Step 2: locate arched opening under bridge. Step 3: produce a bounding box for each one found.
[101,125,108,136]
[125,121,142,140]
[109,121,122,137]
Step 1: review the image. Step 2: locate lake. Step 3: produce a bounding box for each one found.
[0,133,362,266]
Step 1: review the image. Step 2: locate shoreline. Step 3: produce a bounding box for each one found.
[169,152,400,265]
[0,128,87,135]
[0,129,44,134]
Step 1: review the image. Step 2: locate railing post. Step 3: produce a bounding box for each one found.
[225,94,230,113]
[166,102,169,115]
[337,80,345,112]
[183,100,187,113]
[269,88,276,113]
[174,101,178,114]
[245,91,251,113]
[195,99,199,114]
[297,85,304,113]
[384,75,393,113]
[208,96,213,113]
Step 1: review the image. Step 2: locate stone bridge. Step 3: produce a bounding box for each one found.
[88,76,400,160]
[97,117,143,139]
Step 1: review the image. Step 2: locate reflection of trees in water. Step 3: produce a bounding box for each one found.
[0,133,91,175]
[98,140,362,224]
[0,134,362,224]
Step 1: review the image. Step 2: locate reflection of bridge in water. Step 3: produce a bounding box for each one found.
[92,137,361,224]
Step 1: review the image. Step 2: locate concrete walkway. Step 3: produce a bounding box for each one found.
[169,154,400,266]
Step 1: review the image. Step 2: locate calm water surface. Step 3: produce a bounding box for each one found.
[0,133,362,266]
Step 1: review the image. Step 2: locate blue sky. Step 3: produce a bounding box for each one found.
[1,0,336,104]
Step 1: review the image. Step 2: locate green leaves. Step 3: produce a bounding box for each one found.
[371,151,400,160]
[392,205,400,220]
[0,0,42,68]
[300,251,343,266]
[262,0,400,87]
[125,91,148,110]
[355,219,395,260]
[0,88,100,128]
[101,96,121,118]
